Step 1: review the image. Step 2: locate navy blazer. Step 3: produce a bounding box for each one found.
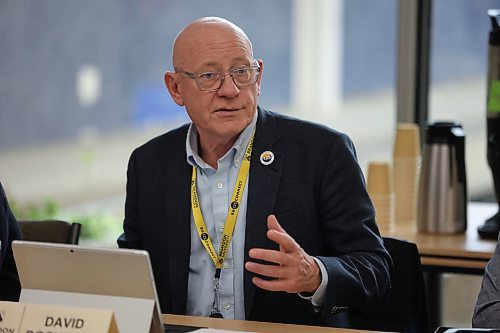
[118,108,391,328]
[0,182,21,301]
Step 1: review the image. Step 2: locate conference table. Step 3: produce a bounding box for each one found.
[163,314,389,332]
[383,202,498,329]
[384,202,497,272]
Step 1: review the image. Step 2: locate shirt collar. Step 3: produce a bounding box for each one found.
[186,111,258,170]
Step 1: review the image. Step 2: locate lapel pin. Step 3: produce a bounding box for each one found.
[260,151,274,165]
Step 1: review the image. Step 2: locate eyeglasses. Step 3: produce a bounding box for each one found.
[175,65,260,92]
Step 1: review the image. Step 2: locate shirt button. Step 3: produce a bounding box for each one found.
[235,158,240,164]
[223,304,231,310]
[219,223,225,230]
[223,263,230,269]
[216,182,223,189]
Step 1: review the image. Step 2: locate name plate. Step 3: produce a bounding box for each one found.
[0,301,118,333]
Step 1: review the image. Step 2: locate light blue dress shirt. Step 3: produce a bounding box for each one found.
[185,113,257,320]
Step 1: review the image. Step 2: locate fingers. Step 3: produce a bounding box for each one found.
[250,276,289,292]
[245,259,298,293]
[246,252,322,293]
[245,259,283,279]
[248,248,285,265]
[245,214,322,294]
[266,215,300,253]
[246,257,320,293]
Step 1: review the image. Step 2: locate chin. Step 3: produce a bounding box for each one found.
[216,125,247,140]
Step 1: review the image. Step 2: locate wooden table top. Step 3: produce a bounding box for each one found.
[383,202,498,270]
[163,314,389,332]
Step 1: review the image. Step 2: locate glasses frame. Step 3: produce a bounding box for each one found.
[174,64,261,92]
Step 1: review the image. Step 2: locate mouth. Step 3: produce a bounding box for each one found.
[214,107,241,114]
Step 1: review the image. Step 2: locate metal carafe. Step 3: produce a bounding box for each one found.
[478,9,500,239]
[417,122,467,233]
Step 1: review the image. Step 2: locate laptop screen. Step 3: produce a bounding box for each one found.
[12,240,164,333]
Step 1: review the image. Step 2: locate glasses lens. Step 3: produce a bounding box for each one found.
[197,72,222,90]
[194,66,259,91]
[233,67,258,87]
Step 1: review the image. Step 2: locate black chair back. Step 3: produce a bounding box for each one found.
[18,220,81,244]
[351,237,430,333]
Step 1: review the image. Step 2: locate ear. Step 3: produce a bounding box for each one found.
[256,59,264,96]
[165,71,185,106]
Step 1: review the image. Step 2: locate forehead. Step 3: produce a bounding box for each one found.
[174,23,253,70]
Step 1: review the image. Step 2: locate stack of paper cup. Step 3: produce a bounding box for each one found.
[393,123,421,231]
[367,162,395,234]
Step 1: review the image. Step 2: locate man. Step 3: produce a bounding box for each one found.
[0,182,21,301]
[118,17,391,327]
[473,231,500,328]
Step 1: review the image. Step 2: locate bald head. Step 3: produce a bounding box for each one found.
[172,17,253,69]
[164,16,263,154]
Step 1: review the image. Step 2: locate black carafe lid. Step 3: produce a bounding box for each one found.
[489,9,500,46]
[426,121,464,145]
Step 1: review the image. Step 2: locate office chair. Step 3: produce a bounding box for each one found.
[351,237,430,333]
[382,237,430,333]
[18,220,82,245]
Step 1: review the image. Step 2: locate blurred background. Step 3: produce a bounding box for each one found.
[0,0,498,326]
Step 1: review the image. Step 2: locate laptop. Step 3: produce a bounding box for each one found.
[11,240,198,333]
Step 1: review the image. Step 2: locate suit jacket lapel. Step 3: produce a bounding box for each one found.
[244,108,284,318]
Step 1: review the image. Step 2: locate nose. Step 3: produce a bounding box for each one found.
[217,73,240,97]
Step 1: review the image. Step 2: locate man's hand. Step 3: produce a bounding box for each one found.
[244,215,321,293]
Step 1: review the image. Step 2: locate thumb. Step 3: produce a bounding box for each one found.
[267,214,286,233]
[267,214,299,253]
[267,214,284,253]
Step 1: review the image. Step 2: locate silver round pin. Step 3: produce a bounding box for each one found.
[260,151,274,165]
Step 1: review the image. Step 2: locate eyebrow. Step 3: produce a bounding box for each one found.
[198,57,252,71]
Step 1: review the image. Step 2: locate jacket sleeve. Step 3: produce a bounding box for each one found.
[315,134,392,318]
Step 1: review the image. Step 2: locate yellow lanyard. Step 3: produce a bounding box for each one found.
[191,130,255,277]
